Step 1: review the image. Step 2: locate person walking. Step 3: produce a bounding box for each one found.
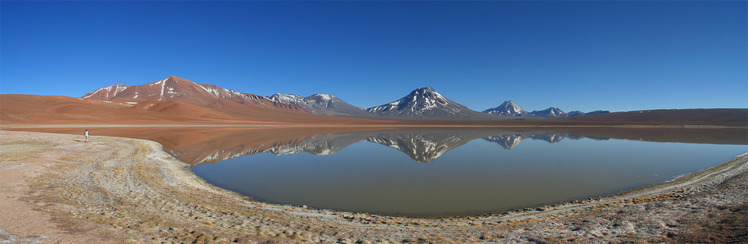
[84,130,89,143]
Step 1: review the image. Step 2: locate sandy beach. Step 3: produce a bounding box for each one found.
[1,130,746,243]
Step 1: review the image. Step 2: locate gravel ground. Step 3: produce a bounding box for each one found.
[0,130,746,243]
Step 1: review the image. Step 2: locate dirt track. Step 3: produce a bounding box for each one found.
[1,130,746,243]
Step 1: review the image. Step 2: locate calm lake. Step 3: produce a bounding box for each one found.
[190,128,746,217]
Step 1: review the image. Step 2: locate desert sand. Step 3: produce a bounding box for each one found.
[1,130,746,243]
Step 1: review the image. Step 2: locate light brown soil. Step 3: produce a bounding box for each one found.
[1,130,746,243]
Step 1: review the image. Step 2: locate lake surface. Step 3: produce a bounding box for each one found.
[190,128,747,217]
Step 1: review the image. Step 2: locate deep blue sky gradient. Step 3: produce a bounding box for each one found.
[2,1,746,112]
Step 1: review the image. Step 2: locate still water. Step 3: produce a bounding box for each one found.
[193,129,747,216]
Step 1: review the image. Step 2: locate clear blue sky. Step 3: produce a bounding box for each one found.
[2,1,746,112]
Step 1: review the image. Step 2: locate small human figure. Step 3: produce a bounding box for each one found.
[85,130,89,143]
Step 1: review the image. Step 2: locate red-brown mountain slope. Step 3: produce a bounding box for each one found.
[82,76,304,113]
[0,94,242,125]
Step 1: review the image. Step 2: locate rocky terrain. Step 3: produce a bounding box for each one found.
[0,130,746,243]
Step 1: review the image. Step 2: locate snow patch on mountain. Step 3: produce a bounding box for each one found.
[158,78,167,100]
[315,94,333,101]
[268,94,304,104]
[82,84,129,99]
[195,83,214,97]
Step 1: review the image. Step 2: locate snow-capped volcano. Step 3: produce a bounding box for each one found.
[367,87,450,113]
[529,107,566,117]
[82,76,303,112]
[483,100,527,116]
[268,93,372,117]
[366,87,493,119]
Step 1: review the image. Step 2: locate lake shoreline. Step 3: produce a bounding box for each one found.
[1,130,746,243]
[3,123,746,129]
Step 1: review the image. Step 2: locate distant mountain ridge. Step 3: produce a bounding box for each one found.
[483,100,527,116]
[567,110,611,117]
[267,93,372,117]
[483,100,569,118]
[529,107,566,117]
[482,100,610,118]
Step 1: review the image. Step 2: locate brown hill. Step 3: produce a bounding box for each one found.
[1,94,239,125]
[0,94,389,126]
[82,75,305,113]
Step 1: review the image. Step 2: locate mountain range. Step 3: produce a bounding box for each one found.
[3,76,385,125]
[5,75,745,127]
[482,100,573,118]
[81,76,593,120]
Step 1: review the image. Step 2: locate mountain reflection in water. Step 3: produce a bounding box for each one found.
[264,130,599,163]
[163,128,744,165]
[190,127,747,216]
[186,130,587,163]
[17,126,748,166]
